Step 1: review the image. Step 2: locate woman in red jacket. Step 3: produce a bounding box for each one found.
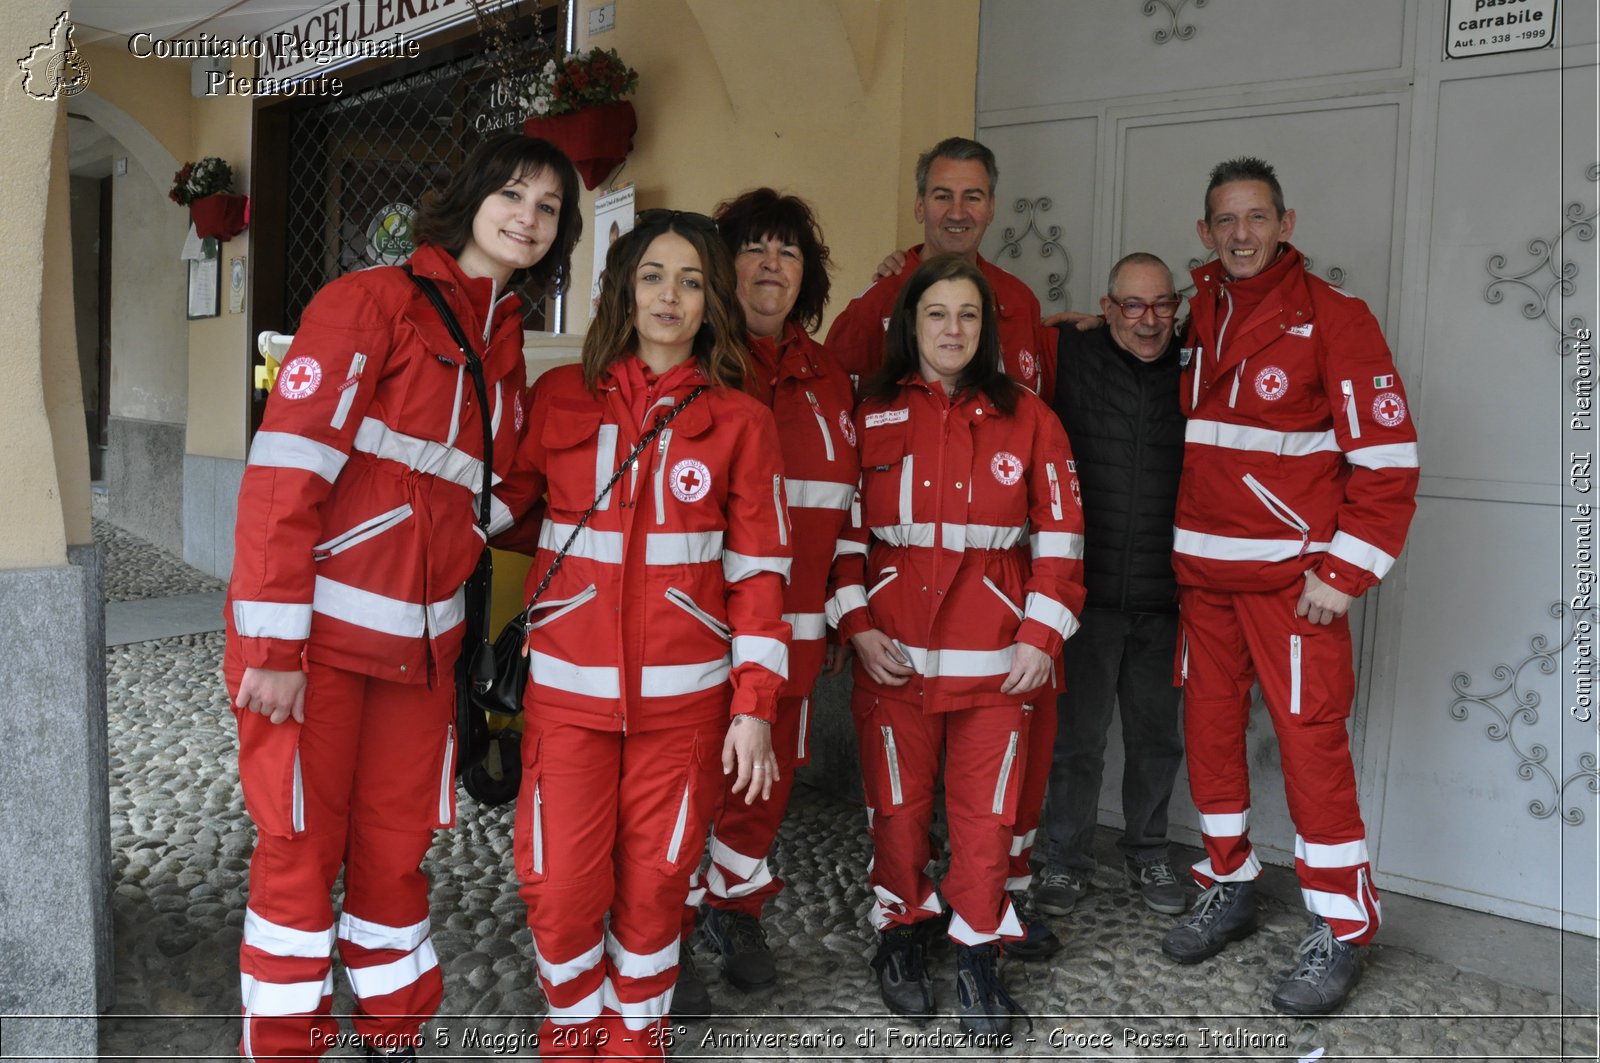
[225,133,582,1061]
[498,211,791,1059]
[828,254,1085,1036]
[673,189,858,1007]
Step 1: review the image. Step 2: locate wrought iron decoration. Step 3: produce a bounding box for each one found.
[997,197,1071,311]
[1484,162,1598,358]
[1143,0,1207,44]
[1449,601,1600,826]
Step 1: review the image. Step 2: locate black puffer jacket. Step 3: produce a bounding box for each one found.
[1051,323,1185,613]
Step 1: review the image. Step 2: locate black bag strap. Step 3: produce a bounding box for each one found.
[517,385,708,633]
[404,268,495,532]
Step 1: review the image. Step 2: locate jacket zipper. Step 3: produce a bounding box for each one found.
[796,697,810,759]
[1120,366,1148,609]
[532,782,544,874]
[665,779,692,864]
[982,575,1024,620]
[992,731,1019,814]
[1228,362,1244,408]
[866,567,899,600]
[291,748,305,833]
[1242,473,1312,558]
[664,586,732,639]
[773,474,788,546]
[653,428,675,524]
[1289,635,1303,715]
[1046,462,1063,521]
[806,391,835,462]
[438,724,454,824]
[312,503,413,559]
[880,724,904,805]
[1341,379,1362,439]
[527,584,599,630]
[330,352,367,430]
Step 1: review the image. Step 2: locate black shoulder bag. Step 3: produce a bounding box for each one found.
[470,383,709,719]
[404,269,497,777]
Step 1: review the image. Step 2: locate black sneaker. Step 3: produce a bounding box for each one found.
[1002,892,1062,961]
[1031,865,1088,916]
[871,923,935,1019]
[672,945,714,1021]
[1271,917,1363,1016]
[1125,857,1189,915]
[953,943,1029,1037]
[1160,880,1258,964]
[701,906,777,991]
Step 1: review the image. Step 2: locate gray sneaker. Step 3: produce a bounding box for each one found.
[1160,880,1258,964]
[1125,857,1189,915]
[1271,917,1362,1015]
[1031,866,1088,916]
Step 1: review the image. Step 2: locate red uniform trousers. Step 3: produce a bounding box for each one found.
[226,652,452,1063]
[1178,582,1381,944]
[1006,694,1056,891]
[685,693,811,923]
[852,692,1028,946]
[516,715,724,1060]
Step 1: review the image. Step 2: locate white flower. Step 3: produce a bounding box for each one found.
[542,59,556,77]
[532,97,549,115]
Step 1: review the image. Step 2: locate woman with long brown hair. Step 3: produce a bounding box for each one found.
[225,133,581,1061]
[496,210,791,1059]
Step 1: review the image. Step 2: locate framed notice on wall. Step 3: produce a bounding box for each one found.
[187,252,220,319]
[1445,0,1557,58]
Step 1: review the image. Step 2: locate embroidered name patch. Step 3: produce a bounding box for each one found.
[670,458,712,503]
[864,408,909,428]
[1254,365,1289,401]
[838,411,857,446]
[991,451,1023,486]
[1372,392,1407,427]
[1287,323,1314,337]
[277,356,323,400]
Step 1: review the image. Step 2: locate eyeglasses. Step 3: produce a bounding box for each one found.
[637,208,717,232]
[1107,295,1182,320]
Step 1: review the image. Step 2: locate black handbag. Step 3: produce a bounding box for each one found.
[404,269,498,778]
[472,384,709,719]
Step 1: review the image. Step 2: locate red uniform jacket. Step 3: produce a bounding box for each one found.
[745,324,860,697]
[823,245,1056,398]
[828,378,1086,711]
[496,362,792,732]
[227,244,527,683]
[1174,246,1419,596]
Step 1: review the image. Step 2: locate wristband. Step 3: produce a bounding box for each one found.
[733,713,771,727]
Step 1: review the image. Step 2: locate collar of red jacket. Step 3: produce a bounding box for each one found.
[903,244,1021,321]
[406,242,515,329]
[746,320,825,399]
[605,355,711,432]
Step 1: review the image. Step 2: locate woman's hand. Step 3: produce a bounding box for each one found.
[723,715,778,804]
[235,667,307,725]
[849,630,915,686]
[1000,643,1053,696]
[821,641,854,677]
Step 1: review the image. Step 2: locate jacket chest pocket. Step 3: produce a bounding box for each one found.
[540,403,610,514]
[383,310,475,447]
[859,422,913,527]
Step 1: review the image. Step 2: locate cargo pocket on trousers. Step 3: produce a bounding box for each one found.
[233,708,304,839]
[513,731,546,884]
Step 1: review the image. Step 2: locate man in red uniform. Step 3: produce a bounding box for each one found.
[827,136,1061,959]
[1162,157,1419,1016]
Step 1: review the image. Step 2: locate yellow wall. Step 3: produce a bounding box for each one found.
[43,104,92,547]
[0,7,70,568]
[563,0,979,334]
[78,41,192,166]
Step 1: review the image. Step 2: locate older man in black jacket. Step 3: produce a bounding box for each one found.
[1033,252,1189,917]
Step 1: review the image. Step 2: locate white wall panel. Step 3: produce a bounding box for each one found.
[979,0,1407,114]
[977,117,1098,314]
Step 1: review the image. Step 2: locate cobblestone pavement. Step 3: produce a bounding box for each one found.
[94,524,1598,1061]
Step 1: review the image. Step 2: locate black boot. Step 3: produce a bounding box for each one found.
[1160,880,1257,963]
[871,923,935,1019]
[672,944,715,1021]
[953,942,1029,1037]
[701,906,777,991]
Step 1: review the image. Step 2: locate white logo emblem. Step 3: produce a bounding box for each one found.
[1372,392,1407,427]
[1018,348,1037,383]
[513,392,525,432]
[991,451,1023,486]
[838,411,856,446]
[1254,365,1289,401]
[670,458,712,503]
[278,356,323,400]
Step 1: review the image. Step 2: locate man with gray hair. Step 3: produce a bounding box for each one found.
[1033,253,1189,922]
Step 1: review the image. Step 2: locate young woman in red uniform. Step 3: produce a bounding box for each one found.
[828,254,1085,1035]
[496,211,791,1059]
[225,134,582,1061]
[672,189,858,1005]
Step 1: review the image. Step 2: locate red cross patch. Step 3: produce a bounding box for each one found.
[1253,365,1288,401]
[1018,348,1037,384]
[991,450,1023,486]
[277,356,323,401]
[838,411,856,447]
[1372,391,1407,427]
[670,458,712,503]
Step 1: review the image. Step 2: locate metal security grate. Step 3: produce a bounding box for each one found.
[281,50,548,332]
